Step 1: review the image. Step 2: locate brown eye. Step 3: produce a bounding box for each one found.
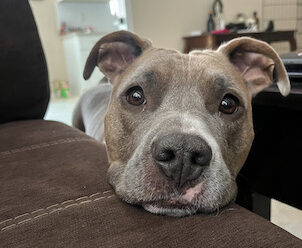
[126,86,146,106]
[219,94,239,114]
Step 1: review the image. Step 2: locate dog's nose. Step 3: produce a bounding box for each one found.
[151,133,212,188]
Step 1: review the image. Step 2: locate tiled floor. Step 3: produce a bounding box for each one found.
[271,199,302,239]
[45,97,302,240]
[45,97,79,126]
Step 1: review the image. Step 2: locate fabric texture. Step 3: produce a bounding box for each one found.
[0,120,301,247]
[0,0,50,124]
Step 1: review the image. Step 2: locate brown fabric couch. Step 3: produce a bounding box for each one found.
[0,1,301,247]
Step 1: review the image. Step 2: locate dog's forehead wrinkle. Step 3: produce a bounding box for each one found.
[187,54,192,81]
[183,53,203,85]
[180,53,192,84]
[181,53,222,86]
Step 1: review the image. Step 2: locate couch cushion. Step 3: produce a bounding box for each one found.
[0,120,301,247]
[0,0,49,124]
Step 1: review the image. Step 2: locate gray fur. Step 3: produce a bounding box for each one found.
[72,83,112,142]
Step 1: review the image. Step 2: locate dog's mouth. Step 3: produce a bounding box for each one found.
[141,182,204,217]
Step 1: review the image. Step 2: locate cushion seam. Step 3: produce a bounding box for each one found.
[0,190,114,232]
[0,137,95,159]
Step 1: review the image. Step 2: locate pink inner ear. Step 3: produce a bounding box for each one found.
[98,42,138,78]
[230,51,275,97]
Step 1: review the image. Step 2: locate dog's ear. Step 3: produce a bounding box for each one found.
[83,31,152,81]
[218,37,290,97]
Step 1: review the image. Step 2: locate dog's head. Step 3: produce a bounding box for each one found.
[84,31,290,216]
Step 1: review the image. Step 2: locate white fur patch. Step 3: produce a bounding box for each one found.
[180,113,228,173]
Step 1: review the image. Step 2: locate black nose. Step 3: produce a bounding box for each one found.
[151,133,212,188]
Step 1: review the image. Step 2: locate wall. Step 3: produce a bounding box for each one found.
[29,0,68,86]
[223,0,262,28]
[130,0,262,51]
[130,0,212,51]
[57,2,117,33]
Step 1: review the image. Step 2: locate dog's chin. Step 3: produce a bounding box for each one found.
[142,198,228,217]
[142,201,198,217]
[140,182,211,217]
[140,182,236,217]
[143,204,194,217]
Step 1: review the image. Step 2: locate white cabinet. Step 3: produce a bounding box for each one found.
[62,33,106,95]
[57,0,132,95]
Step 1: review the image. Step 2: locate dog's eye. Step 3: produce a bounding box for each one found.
[126,86,146,106]
[219,94,239,114]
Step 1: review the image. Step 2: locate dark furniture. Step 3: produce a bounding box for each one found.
[183,30,297,53]
[0,1,301,247]
[237,51,302,219]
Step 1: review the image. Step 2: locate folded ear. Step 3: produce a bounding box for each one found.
[83,31,152,82]
[218,37,290,97]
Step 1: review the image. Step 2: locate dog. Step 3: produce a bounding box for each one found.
[73,31,290,217]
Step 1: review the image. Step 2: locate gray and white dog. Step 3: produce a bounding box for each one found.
[73,31,290,217]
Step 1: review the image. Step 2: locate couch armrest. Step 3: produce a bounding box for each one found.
[0,120,301,247]
[0,0,49,124]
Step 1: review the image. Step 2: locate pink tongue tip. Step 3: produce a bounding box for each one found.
[181,182,203,202]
